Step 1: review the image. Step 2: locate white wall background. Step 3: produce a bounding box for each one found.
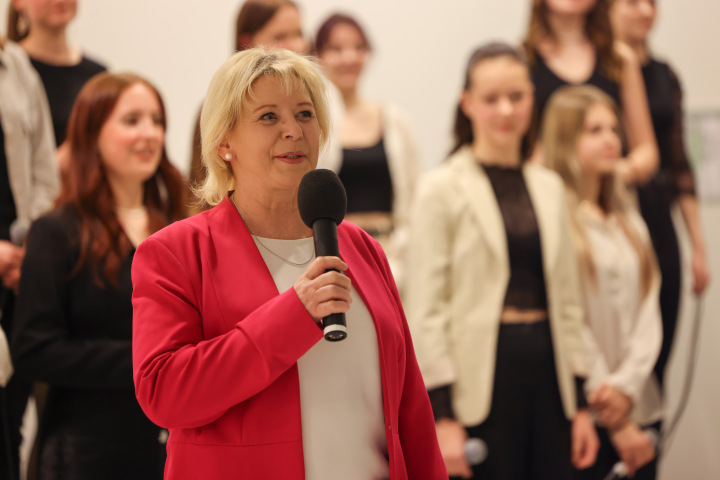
[2,0,719,477]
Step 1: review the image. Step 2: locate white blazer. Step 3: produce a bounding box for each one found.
[318,103,420,290]
[405,145,586,426]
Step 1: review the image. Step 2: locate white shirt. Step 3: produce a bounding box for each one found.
[579,205,663,425]
[251,235,389,480]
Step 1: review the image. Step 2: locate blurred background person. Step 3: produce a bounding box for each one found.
[11,72,186,480]
[406,43,597,480]
[7,0,106,173]
[610,0,710,391]
[522,0,658,185]
[0,36,58,480]
[132,47,445,479]
[544,85,661,479]
[314,13,420,290]
[188,0,315,215]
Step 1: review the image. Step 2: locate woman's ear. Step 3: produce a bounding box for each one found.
[459,90,473,120]
[216,141,232,162]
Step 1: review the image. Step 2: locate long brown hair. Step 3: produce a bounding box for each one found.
[542,85,654,296]
[235,0,297,51]
[59,72,187,287]
[522,0,622,81]
[451,42,533,158]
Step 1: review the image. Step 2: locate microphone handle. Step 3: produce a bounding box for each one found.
[312,219,346,342]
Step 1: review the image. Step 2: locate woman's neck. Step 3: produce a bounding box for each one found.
[471,139,522,168]
[20,27,79,65]
[232,184,311,239]
[109,178,145,211]
[622,38,650,64]
[340,87,360,110]
[546,11,588,46]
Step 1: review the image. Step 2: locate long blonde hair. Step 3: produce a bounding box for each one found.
[543,85,653,295]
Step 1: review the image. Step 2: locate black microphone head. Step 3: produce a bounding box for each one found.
[297,169,347,228]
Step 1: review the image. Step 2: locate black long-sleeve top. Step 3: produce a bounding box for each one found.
[11,205,161,477]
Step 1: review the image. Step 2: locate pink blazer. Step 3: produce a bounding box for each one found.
[131,198,446,480]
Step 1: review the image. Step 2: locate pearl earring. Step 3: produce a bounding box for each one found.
[224,153,232,160]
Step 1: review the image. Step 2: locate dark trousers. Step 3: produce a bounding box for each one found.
[574,421,661,480]
[451,322,572,480]
[0,291,31,480]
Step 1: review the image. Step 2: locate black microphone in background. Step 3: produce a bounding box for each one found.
[297,169,348,342]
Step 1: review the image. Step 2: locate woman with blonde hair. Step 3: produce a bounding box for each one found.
[543,85,662,479]
[132,47,445,480]
[522,0,658,185]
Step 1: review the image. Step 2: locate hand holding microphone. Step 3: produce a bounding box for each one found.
[607,424,657,478]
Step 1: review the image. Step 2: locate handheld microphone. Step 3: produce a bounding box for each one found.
[465,437,488,466]
[297,169,348,341]
[9,219,30,246]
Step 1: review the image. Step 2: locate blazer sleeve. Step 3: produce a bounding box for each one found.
[24,54,59,219]
[12,215,133,388]
[554,188,589,379]
[605,214,662,403]
[132,235,323,429]
[404,174,457,389]
[372,238,447,479]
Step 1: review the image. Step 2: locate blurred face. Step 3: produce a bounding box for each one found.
[461,57,534,150]
[544,0,597,17]
[610,0,656,44]
[576,103,622,177]
[252,5,309,54]
[318,23,369,93]
[220,76,319,191]
[97,83,164,187]
[13,0,76,31]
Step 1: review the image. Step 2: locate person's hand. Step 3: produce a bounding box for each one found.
[1,265,21,294]
[609,422,655,478]
[691,249,710,295]
[589,384,632,429]
[0,240,23,276]
[571,409,599,470]
[435,418,472,479]
[294,256,352,322]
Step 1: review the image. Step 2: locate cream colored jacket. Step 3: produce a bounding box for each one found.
[405,145,586,426]
[318,103,419,290]
[0,41,58,222]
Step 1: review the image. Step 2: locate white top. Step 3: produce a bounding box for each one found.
[252,235,390,480]
[578,205,663,425]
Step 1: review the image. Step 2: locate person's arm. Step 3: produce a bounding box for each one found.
[605,215,662,403]
[11,214,133,388]
[132,235,324,430]
[615,42,659,185]
[372,236,448,479]
[667,66,710,294]
[404,174,469,478]
[25,57,59,219]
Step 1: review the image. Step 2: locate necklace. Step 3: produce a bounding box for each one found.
[230,195,314,267]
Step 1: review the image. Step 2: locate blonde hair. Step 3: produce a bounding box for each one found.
[197,47,330,206]
[542,85,654,296]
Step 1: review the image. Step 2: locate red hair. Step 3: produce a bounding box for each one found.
[60,72,187,286]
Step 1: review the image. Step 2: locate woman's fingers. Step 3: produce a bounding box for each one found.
[295,257,352,321]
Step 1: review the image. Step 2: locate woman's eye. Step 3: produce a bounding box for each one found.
[123,116,140,125]
[298,110,314,119]
[259,112,277,121]
[483,96,498,104]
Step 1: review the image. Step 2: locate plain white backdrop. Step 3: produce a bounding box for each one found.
[2,0,719,477]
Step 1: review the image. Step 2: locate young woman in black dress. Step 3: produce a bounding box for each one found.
[609,0,710,389]
[522,0,658,184]
[11,72,186,480]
